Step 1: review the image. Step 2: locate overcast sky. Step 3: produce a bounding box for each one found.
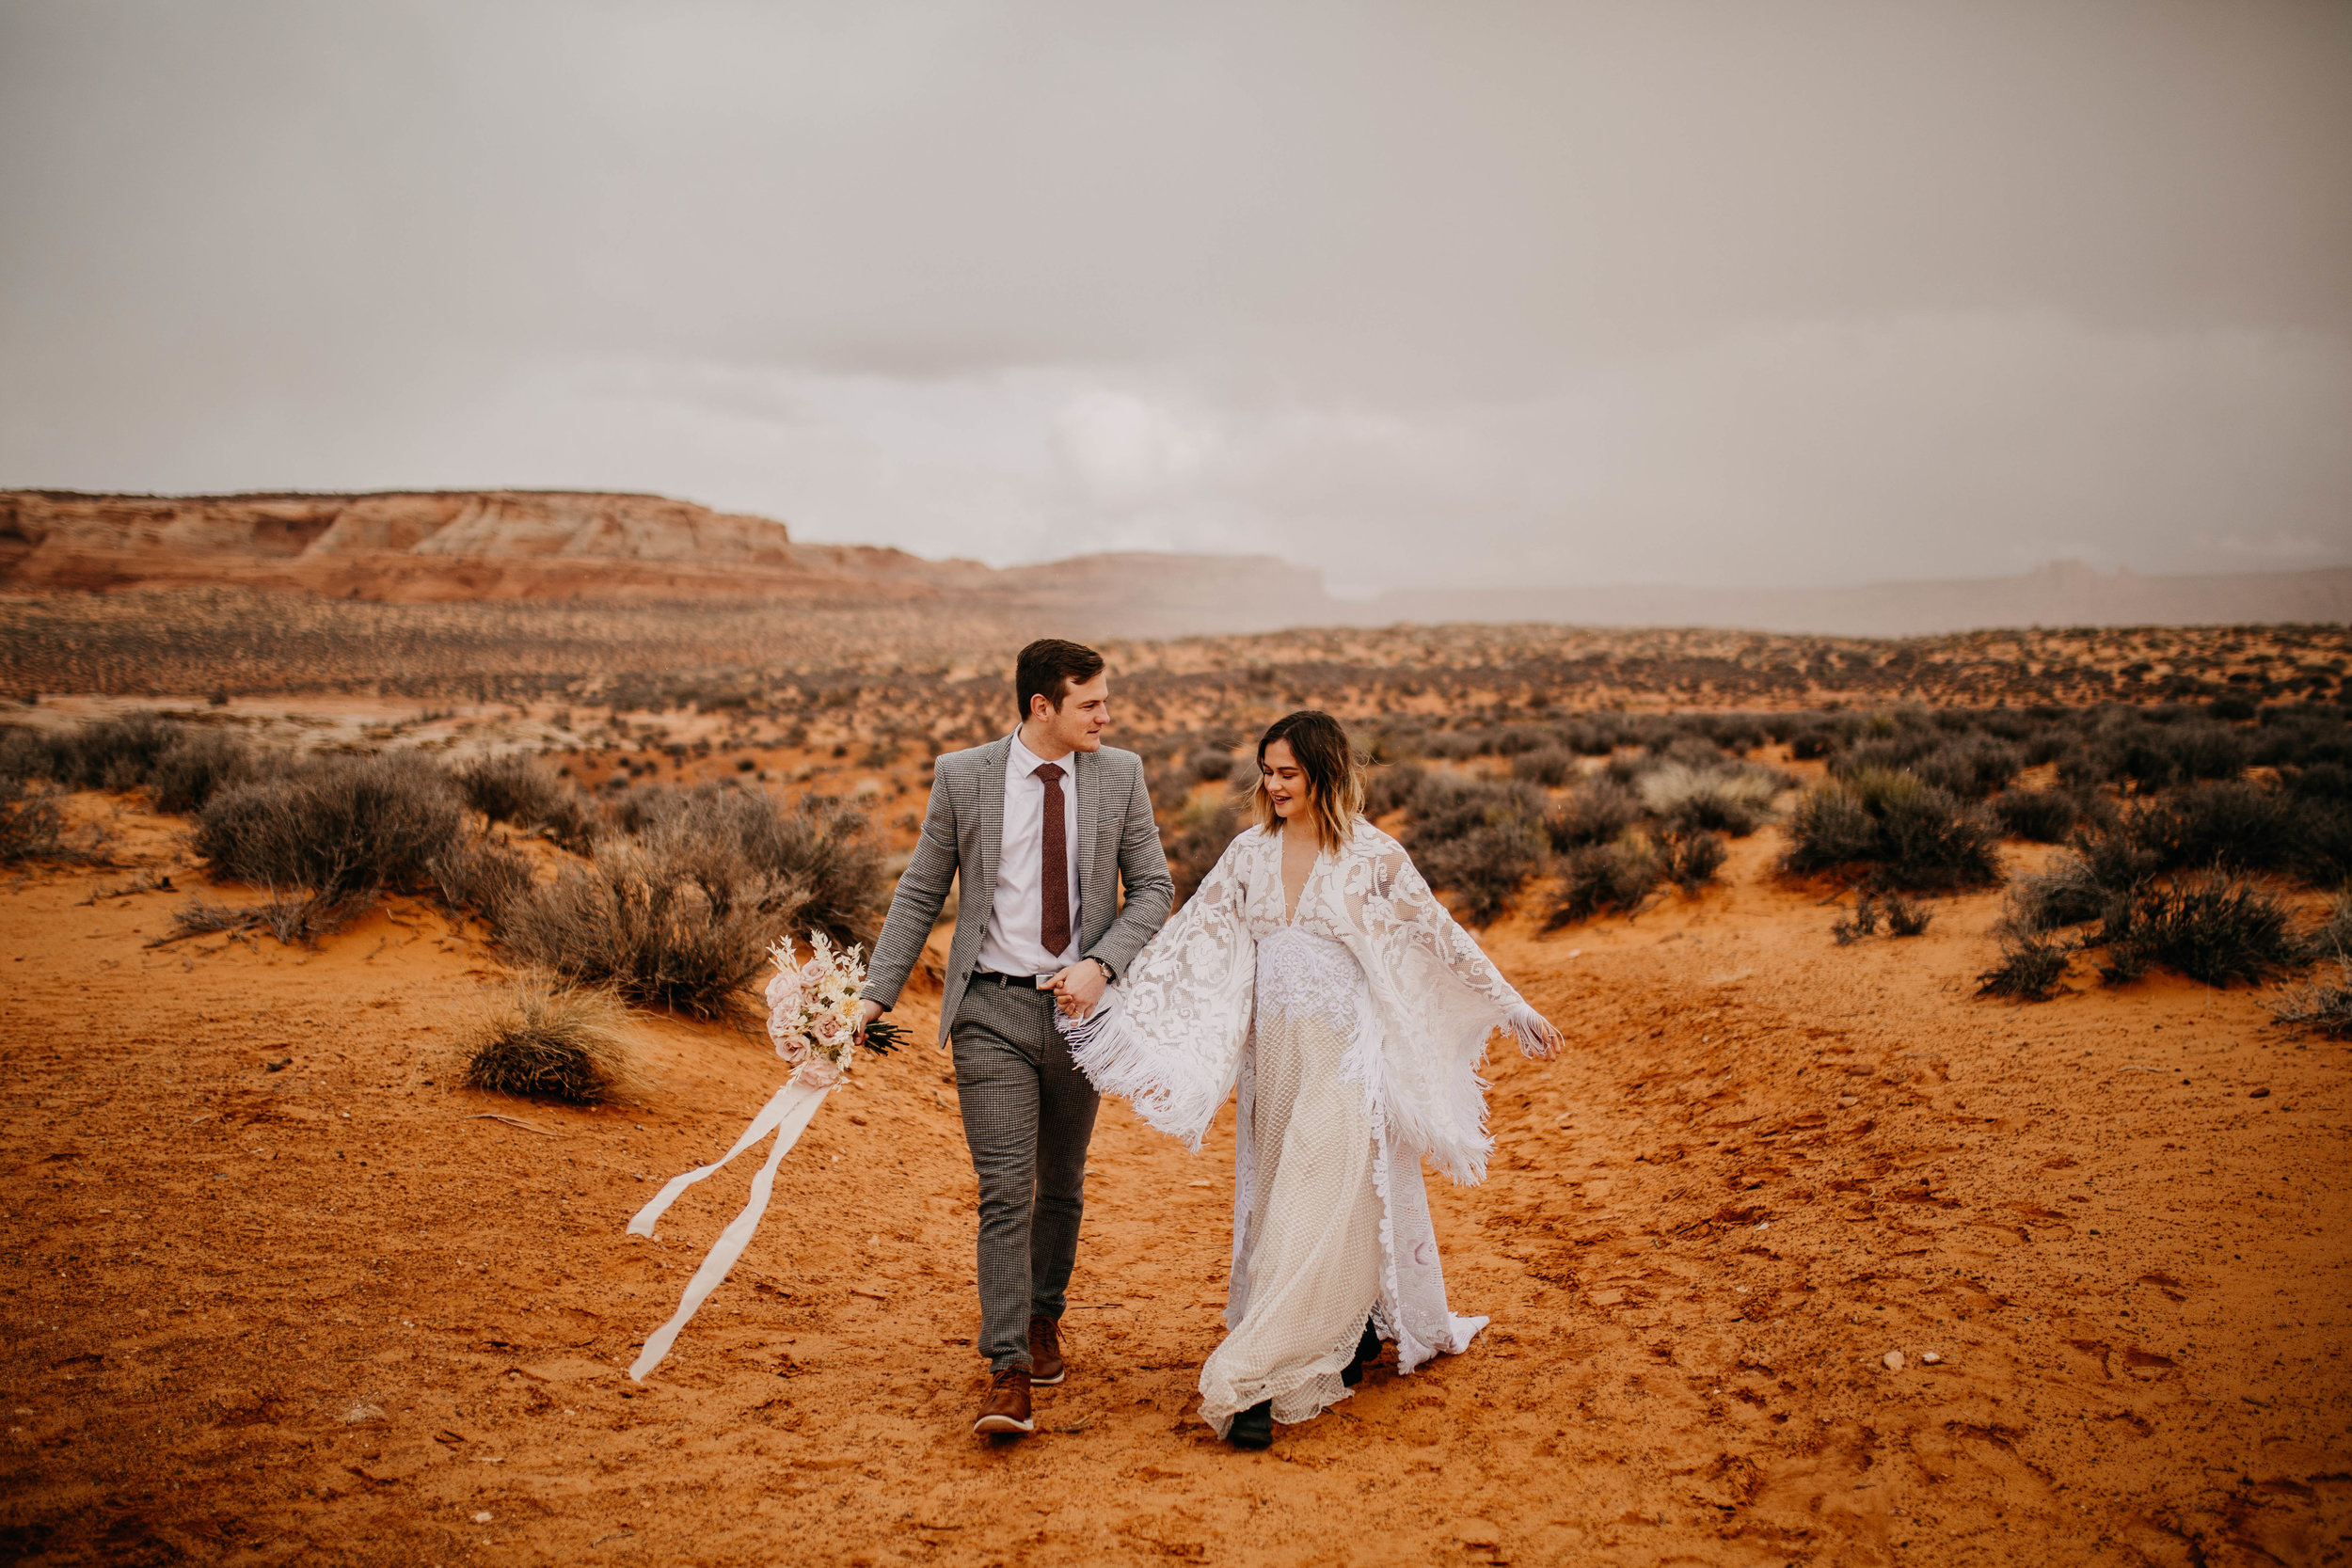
[3,1,2347,593]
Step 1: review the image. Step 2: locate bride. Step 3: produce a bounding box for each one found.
[1055,709,1565,1449]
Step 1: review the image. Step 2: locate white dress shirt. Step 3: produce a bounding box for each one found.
[974,729,1085,978]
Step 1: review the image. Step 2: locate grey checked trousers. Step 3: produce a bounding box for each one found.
[950,978,1101,1372]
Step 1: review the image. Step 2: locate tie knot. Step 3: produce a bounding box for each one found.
[1035,762,1064,783]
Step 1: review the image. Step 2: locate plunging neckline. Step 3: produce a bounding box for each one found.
[1278,828,1320,927]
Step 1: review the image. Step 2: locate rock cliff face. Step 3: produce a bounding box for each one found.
[0,490,1325,631]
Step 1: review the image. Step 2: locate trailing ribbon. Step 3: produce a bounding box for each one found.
[625,1079,830,1383]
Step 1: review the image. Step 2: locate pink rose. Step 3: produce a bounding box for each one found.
[765,964,803,1015]
[813,1013,845,1045]
[793,1054,842,1090]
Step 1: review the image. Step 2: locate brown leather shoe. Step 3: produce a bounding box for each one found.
[1027,1316,1066,1386]
[973,1367,1033,1435]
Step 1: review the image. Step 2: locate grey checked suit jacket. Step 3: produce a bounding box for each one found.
[862,736,1173,1044]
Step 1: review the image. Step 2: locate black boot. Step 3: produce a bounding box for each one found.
[1341,1316,1382,1387]
[1229,1400,1273,1449]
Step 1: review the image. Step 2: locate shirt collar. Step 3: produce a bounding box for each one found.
[1006,729,1068,779]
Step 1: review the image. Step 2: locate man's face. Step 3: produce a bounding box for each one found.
[1031,672,1110,754]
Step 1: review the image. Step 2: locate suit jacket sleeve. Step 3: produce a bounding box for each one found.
[862,768,960,1010]
[1084,756,1173,982]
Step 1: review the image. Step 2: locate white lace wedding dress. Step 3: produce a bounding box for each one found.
[1060,819,1549,1436]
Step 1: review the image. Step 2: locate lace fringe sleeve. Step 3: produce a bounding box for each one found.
[1056,830,1261,1148]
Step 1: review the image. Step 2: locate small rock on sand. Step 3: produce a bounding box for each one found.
[1456,1519,1502,1545]
[342,1402,385,1424]
[1883,1351,1905,1371]
[1922,1351,1942,1365]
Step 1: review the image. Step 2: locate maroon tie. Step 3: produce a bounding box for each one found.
[1035,762,1071,958]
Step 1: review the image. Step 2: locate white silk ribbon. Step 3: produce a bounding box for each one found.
[626,1080,830,1383]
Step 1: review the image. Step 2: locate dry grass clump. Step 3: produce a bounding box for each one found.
[2270,953,2352,1038]
[1977,933,2072,1001]
[0,776,68,863]
[1543,836,1663,928]
[2094,876,2306,989]
[462,979,644,1104]
[612,783,886,945]
[1636,761,1782,837]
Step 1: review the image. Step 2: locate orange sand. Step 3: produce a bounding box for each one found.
[2,799,2346,1566]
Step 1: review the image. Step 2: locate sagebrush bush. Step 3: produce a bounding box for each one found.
[1164,798,1242,908]
[432,836,535,923]
[1662,830,1727,894]
[1363,762,1425,819]
[151,730,262,815]
[2003,856,2114,934]
[0,777,67,863]
[500,842,798,1020]
[456,752,598,850]
[2269,954,2352,1038]
[1547,779,1642,850]
[613,783,885,944]
[2094,876,2304,988]
[194,752,468,910]
[1992,787,2084,843]
[1781,768,2002,890]
[1883,891,1932,936]
[1637,761,1781,837]
[1543,836,1662,928]
[462,979,644,1104]
[1977,934,2071,1001]
[1510,746,1580,788]
[1405,776,1549,925]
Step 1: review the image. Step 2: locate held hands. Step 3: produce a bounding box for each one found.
[1047,958,1109,1019]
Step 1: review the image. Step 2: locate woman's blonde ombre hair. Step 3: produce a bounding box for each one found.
[1249,710,1366,853]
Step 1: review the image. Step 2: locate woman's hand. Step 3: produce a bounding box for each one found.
[1511,1005,1565,1061]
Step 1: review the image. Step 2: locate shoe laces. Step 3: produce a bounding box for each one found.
[992,1365,1027,1388]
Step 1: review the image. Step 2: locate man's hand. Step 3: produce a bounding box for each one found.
[855,998,885,1041]
[1047,958,1109,1019]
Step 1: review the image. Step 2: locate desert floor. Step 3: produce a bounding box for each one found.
[3,772,2347,1568]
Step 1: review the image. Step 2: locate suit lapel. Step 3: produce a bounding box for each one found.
[974,736,1010,906]
[1074,748,1105,931]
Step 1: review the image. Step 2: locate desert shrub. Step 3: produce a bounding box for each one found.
[1638,761,1780,837]
[1910,736,2025,798]
[2120,781,2305,878]
[432,835,535,923]
[1405,776,1550,926]
[0,726,78,783]
[1992,786,2083,843]
[2269,954,2352,1038]
[194,752,468,911]
[500,842,798,1020]
[65,712,184,791]
[1883,891,1932,936]
[1363,762,1425,819]
[457,752,598,850]
[1831,893,1881,944]
[1781,768,2002,891]
[1977,933,2071,1001]
[0,777,66,863]
[149,730,262,815]
[612,784,884,944]
[2094,876,2305,988]
[167,889,354,946]
[462,979,644,1104]
[1164,799,1242,909]
[2003,856,2114,934]
[1510,746,1580,788]
[1661,830,1727,894]
[1547,779,1642,850]
[1543,836,1663,927]
[1187,748,1235,784]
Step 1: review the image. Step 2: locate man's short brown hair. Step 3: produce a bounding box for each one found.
[1016,639,1106,720]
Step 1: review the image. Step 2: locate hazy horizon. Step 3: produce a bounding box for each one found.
[4,2,2348,595]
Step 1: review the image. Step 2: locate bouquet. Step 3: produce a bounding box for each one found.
[765,932,903,1089]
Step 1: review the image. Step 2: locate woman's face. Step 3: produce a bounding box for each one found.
[1261,738,1310,820]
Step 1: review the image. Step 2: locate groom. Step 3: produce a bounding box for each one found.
[857,638,1173,1436]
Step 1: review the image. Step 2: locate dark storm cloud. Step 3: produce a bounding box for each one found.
[3,0,2347,588]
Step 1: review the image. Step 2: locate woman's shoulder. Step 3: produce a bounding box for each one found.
[1345,817,1406,859]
